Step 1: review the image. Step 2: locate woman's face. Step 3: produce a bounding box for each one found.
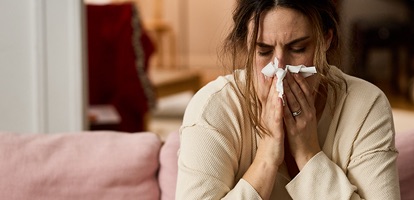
[253,7,319,88]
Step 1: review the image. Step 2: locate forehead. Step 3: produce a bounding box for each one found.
[257,7,313,43]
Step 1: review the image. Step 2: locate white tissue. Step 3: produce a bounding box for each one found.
[260,58,317,98]
[261,57,279,77]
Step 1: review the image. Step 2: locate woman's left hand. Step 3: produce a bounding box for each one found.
[282,72,321,170]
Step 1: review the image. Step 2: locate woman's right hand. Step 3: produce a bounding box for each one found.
[242,74,285,199]
[256,74,285,168]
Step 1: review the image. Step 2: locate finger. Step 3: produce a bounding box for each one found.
[283,73,302,113]
[257,73,274,103]
[285,72,310,110]
[282,94,296,124]
[260,76,278,119]
[261,78,284,133]
[292,73,314,106]
[266,76,280,110]
[275,97,284,126]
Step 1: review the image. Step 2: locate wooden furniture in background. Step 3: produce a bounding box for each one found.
[352,19,409,93]
[145,0,202,97]
[145,0,177,69]
[149,69,201,98]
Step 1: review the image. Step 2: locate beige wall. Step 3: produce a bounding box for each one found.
[138,0,235,72]
[85,0,411,79]
[138,0,410,73]
[85,0,234,74]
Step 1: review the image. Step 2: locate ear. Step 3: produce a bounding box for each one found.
[324,29,333,51]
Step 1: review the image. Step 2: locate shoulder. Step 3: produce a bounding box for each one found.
[327,67,395,167]
[182,70,247,130]
[341,71,394,129]
[180,71,253,164]
[329,66,393,138]
[344,73,383,96]
[330,66,389,109]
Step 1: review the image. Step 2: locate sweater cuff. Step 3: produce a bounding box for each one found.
[224,179,262,199]
[285,152,356,199]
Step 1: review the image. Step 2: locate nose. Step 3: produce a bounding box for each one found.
[274,51,287,69]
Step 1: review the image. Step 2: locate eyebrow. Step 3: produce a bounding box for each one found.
[256,36,311,48]
[286,36,310,46]
[256,42,273,48]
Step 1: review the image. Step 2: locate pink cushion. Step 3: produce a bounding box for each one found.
[395,130,414,200]
[0,131,161,200]
[158,131,180,200]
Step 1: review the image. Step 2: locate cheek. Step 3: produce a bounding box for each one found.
[305,75,320,91]
[285,51,314,67]
[292,46,316,66]
[253,56,271,88]
[254,60,263,83]
[305,58,314,67]
[306,48,316,66]
[255,54,272,68]
[254,55,270,75]
[296,52,314,67]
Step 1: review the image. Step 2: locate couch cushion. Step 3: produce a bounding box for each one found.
[396,130,414,200]
[158,131,180,200]
[0,131,161,200]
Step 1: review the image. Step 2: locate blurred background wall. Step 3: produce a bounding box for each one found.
[0,0,86,133]
[0,0,412,134]
[90,0,412,85]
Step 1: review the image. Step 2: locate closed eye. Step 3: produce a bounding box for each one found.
[290,47,306,53]
[286,36,310,54]
[258,50,273,56]
[256,42,274,57]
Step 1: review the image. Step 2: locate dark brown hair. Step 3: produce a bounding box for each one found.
[220,0,344,136]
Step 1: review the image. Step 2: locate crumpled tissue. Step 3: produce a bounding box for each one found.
[261,57,317,99]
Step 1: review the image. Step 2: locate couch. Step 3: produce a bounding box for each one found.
[0,131,179,200]
[0,129,413,200]
[396,129,414,200]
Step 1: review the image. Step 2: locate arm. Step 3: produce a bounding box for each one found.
[286,103,399,199]
[176,79,286,200]
[177,125,287,200]
[176,125,263,199]
[176,71,286,199]
[242,134,282,200]
[284,75,400,199]
[342,93,400,199]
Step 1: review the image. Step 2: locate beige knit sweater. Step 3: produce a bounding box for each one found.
[176,66,400,200]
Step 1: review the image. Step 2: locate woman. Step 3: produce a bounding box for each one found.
[176,0,400,199]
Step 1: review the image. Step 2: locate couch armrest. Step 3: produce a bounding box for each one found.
[396,130,414,200]
[0,131,162,200]
[159,131,180,200]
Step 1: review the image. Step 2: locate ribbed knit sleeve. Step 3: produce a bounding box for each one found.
[176,126,261,199]
[285,70,400,199]
[176,75,262,199]
[286,152,358,199]
[344,81,400,199]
